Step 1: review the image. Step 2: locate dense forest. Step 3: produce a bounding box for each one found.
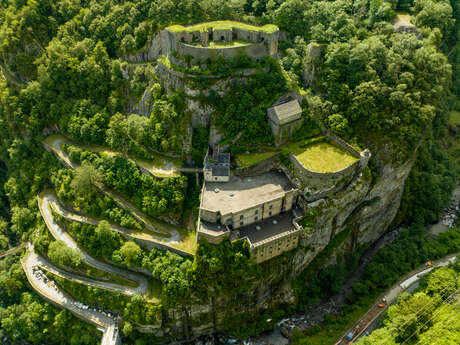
[0,0,459,344]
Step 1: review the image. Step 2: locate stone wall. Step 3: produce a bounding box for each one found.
[177,42,269,63]
[122,24,279,64]
[121,31,164,62]
[289,153,360,201]
[235,153,281,177]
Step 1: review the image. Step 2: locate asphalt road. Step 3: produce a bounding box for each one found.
[38,193,149,296]
[22,249,121,345]
[45,137,182,242]
[32,251,137,296]
[337,254,458,344]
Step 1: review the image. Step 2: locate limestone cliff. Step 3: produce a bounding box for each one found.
[134,145,415,340]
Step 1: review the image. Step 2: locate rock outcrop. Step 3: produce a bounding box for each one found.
[136,145,415,340]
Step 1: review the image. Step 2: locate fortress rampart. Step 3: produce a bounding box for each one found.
[161,23,279,63]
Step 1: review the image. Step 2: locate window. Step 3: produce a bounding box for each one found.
[214,177,218,181]
[221,35,225,41]
[269,211,272,216]
[255,210,258,215]
[269,205,273,209]
[240,215,243,220]
[255,216,258,221]
[240,221,243,226]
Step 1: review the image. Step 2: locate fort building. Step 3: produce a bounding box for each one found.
[203,146,230,182]
[198,169,303,263]
[267,98,303,146]
[162,21,280,64]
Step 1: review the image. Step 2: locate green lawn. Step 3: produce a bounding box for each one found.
[449,110,460,126]
[188,40,252,48]
[234,137,358,172]
[282,139,359,173]
[167,21,278,33]
[208,40,251,47]
[236,151,278,168]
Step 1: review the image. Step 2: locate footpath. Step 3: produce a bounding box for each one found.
[47,190,187,253]
[0,243,26,259]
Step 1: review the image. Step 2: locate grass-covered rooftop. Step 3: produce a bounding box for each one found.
[190,40,252,48]
[285,138,359,173]
[235,136,359,173]
[167,21,278,33]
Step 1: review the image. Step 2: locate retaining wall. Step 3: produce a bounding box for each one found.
[235,153,281,177]
[177,42,269,63]
[288,153,359,201]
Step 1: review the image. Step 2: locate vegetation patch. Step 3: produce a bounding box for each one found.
[167,21,278,33]
[191,40,252,48]
[282,138,359,173]
[449,110,460,126]
[235,151,278,168]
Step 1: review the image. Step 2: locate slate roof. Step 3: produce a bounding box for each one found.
[268,99,302,126]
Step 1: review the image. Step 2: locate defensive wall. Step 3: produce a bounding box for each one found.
[161,24,279,64]
[288,139,370,202]
[235,153,281,177]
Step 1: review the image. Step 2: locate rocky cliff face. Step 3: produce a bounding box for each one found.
[136,148,415,340]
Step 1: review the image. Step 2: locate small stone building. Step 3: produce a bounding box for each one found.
[203,147,230,182]
[267,99,303,146]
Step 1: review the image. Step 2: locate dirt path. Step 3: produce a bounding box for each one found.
[38,194,149,296]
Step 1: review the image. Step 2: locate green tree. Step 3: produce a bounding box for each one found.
[106,113,129,154]
[47,240,83,268]
[118,241,141,266]
[70,163,103,196]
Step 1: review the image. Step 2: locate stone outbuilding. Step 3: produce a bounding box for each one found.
[203,146,230,182]
[267,99,303,146]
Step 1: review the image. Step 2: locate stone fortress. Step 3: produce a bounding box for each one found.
[196,92,372,263]
[161,21,279,65]
[122,20,373,264]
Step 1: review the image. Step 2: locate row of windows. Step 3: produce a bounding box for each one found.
[255,236,299,254]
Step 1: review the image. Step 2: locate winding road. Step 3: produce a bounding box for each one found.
[43,137,187,246]
[38,194,149,296]
[30,250,138,296]
[48,190,184,251]
[22,247,121,345]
